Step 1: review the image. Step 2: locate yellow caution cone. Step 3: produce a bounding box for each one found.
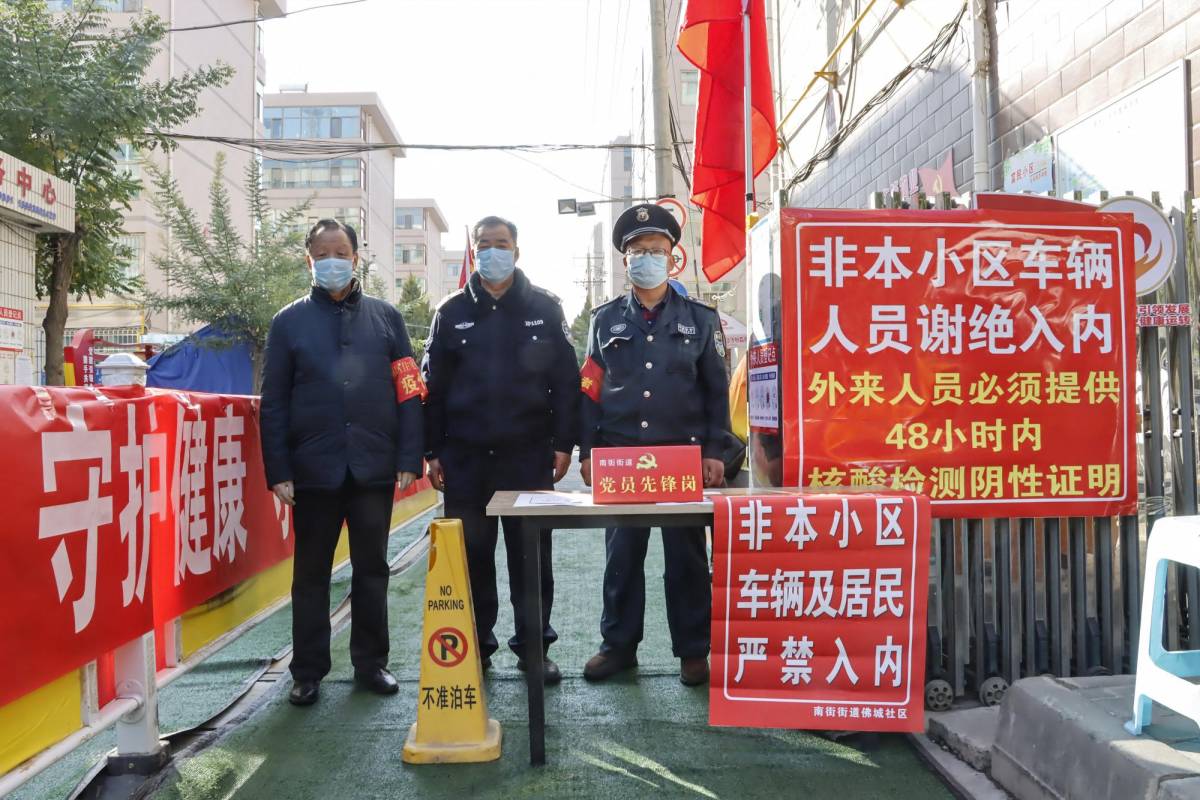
[402,518,502,764]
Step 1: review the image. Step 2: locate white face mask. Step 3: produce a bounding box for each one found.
[627,252,669,289]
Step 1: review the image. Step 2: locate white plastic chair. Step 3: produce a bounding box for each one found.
[1125,516,1200,735]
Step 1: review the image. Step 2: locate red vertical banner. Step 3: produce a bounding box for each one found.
[711,492,931,732]
[781,209,1137,518]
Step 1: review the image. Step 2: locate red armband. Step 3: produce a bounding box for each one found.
[580,356,604,403]
[391,357,427,403]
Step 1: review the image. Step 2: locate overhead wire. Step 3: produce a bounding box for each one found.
[156,133,662,157]
[783,1,968,193]
[166,0,367,32]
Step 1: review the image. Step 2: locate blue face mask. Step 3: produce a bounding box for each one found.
[627,253,669,289]
[312,257,354,292]
[476,247,516,283]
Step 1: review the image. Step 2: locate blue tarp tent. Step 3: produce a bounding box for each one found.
[147,324,254,395]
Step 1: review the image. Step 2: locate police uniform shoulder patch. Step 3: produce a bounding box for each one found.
[562,319,572,341]
[714,330,726,357]
[592,296,621,315]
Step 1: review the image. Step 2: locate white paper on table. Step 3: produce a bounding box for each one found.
[512,492,595,508]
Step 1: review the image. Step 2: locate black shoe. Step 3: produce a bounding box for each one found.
[289,681,320,706]
[517,656,563,685]
[354,668,399,695]
[583,650,638,682]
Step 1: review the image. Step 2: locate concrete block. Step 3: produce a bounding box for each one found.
[1145,22,1186,75]
[1165,0,1200,29]
[1061,52,1092,94]
[1109,51,1147,95]
[927,706,1000,772]
[991,677,1200,800]
[1160,777,1200,800]
[1020,57,1050,97]
[1091,30,1126,75]
[1077,73,1110,116]
[1047,93,1078,132]
[1034,75,1063,111]
[1106,0,1145,37]
[1186,14,1200,53]
[1074,11,1108,54]
[1057,675,1137,691]
[1125,3,1165,54]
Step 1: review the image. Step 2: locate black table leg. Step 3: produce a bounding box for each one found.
[521,518,546,766]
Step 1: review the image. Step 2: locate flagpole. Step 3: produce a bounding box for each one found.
[743,0,755,218]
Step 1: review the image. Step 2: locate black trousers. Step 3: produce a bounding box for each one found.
[600,526,711,659]
[290,477,394,683]
[443,502,557,659]
[440,441,557,660]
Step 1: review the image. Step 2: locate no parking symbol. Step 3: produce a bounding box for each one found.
[428,626,468,668]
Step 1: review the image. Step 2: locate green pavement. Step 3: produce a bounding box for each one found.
[146,474,951,800]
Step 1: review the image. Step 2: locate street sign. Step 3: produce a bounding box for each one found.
[1098,196,1176,297]
[670,244,688,277]
[656,197,689,229]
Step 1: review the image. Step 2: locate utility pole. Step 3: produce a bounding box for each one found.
[649,0,675,199]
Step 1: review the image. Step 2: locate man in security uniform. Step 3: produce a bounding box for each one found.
[579,203,731,686]
[422,215,579,684]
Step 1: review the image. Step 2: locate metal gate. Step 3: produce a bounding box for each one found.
[872,191,1200,709]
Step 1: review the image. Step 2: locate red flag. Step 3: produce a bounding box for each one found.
[457,225,475,289]
[678,0,778,282]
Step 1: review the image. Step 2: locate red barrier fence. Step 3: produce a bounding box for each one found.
[0,385,423,707]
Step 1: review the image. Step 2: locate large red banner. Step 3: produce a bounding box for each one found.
[711,492,930,732]
[783,209,1137,518]
[0,386,294,706]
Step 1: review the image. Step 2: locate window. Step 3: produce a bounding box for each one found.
[446,261,462,279]
[262,158,363,189]
[623,148,634,173]
[262,106,362,140]
[47,0,141,10]
[117,234,144,280]
[394,276,427,294]
[394,244,426,265]
[114,143,141,197]
[395,207,424,230]
[681,69,700,106]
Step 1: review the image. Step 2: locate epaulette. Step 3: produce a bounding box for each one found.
[435,289,465,310]
[532,286,562,304]
[685,295,718,312]
[592,296,622,315]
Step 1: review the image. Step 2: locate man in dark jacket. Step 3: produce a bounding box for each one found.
[579,203,731,687]
[261,219,424,707]
[422,215,578,684]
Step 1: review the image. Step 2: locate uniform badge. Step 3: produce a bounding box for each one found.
[610,323,627,334]
[714,330,726,357]
[454,321,474,330]
[636,207,650,222]
[677,323,696,335]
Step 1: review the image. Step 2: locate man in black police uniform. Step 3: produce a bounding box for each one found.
[579,203,731,686]
[422,215,579,684]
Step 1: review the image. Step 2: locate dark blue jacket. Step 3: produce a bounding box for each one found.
[422,269,578,456]
[580,288,730,460]
[260,281,424,491]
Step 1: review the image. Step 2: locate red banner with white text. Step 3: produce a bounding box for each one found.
[711,492,930,732]
[783,209,1137,518]
[0,386,294,706]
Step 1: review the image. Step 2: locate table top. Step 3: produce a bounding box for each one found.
[484,487,856,517]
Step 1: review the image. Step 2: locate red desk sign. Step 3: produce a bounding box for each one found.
[711,492,931,733]
[591,445,703,504]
